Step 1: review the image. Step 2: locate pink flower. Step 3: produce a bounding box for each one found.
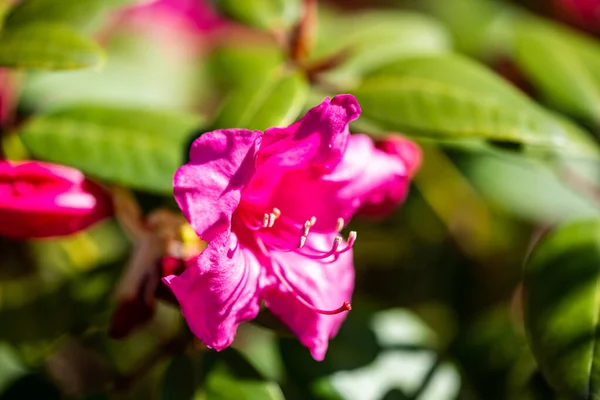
[165,95,416,360]
[357,134,422,217]
[0,161,112,239]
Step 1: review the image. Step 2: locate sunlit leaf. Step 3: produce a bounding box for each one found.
[212,70,308,131]
[353,54,598,158]
[0,23,104,70]
[22,34,201,111]
[214,0,300,31]
[524,219,600,399]
[20,105,201,193]
[313,10,450,86]
[515,20,600,125]
[4,0,136,33]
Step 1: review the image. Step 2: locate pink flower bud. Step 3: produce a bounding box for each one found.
[0,160,112,239]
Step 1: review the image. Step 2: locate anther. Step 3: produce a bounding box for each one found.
[268,213,276,228]
[309,216,317,226]
[298,236,307,249]
[335,217,344,232]
[262,213,269,228]
[272,208,281,218]
[347,231,357,246]
[331,236,343,252]
[303,220,312,237]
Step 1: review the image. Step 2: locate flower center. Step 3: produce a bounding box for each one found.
[240,207,355,316]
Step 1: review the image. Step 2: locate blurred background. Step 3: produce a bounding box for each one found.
[2,0,600,399]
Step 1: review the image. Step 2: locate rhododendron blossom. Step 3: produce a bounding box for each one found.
[165,94,419,360]
[0,161,112,239]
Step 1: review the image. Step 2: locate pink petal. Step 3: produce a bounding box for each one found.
[258,94,360,173]
[357,134,422,217]
[266,134,409,233]
[163,231,262,350]
[243,95,360,208]
[261,233,355,361]
[174,129,261,241]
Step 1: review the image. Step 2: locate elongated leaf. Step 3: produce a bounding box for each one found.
[524,219,600,399]
[4,0,136,33]
[212,70,308,131]
[313,11,450,86]
[353,54,598,158]
[19,105,201,193]
[0,23,104,70]
[516,20,600,125]
[214,0,300,31]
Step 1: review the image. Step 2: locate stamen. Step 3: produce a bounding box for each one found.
[298,236,307,249]
[303,220,311,237]
[262,213,269,228]
[296,231,358,260]
[336,217,345,232]
[271,259,351,315]
[268,213,276,228]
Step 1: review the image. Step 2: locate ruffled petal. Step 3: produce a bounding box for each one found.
[261,234,355,361]
[265,134,409,233]
[163,231,262,350]
[174,129,261,241]
[242,95,360,208]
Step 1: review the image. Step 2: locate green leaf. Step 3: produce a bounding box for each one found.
[205,365,284,400]
[212,70,308,131]
[214,0,300,31]
[0,23,104,70]
[19,105,201,193]
[515,20,600,125]
[22,33,201,111]
[524,219,600,399]
[313,10,450,86]
[4,0,136,33]
[353,54,598,158]
[162,355,195,400]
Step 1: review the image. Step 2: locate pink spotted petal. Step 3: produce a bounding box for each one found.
[267,134,409,234]
[174,129,261,241]
[261,234,354,361]
[163,231,262,350]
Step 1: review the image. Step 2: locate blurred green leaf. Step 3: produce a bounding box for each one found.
[524,219,600,398]
[209,44,284,91]
[458,152,600,223]
[20,105,200,193]
[4,0,136,33]
[162,355,195,400]
[205,365,284,400]
[515,20,600,125]
[420,0,522,59]
[0,344,26,394]
[214,0,300,31]
[0,23,104,70]
[313,10,450,86]
[212,70,308,131]
[22,33,202,111]
[353,54,598,158]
